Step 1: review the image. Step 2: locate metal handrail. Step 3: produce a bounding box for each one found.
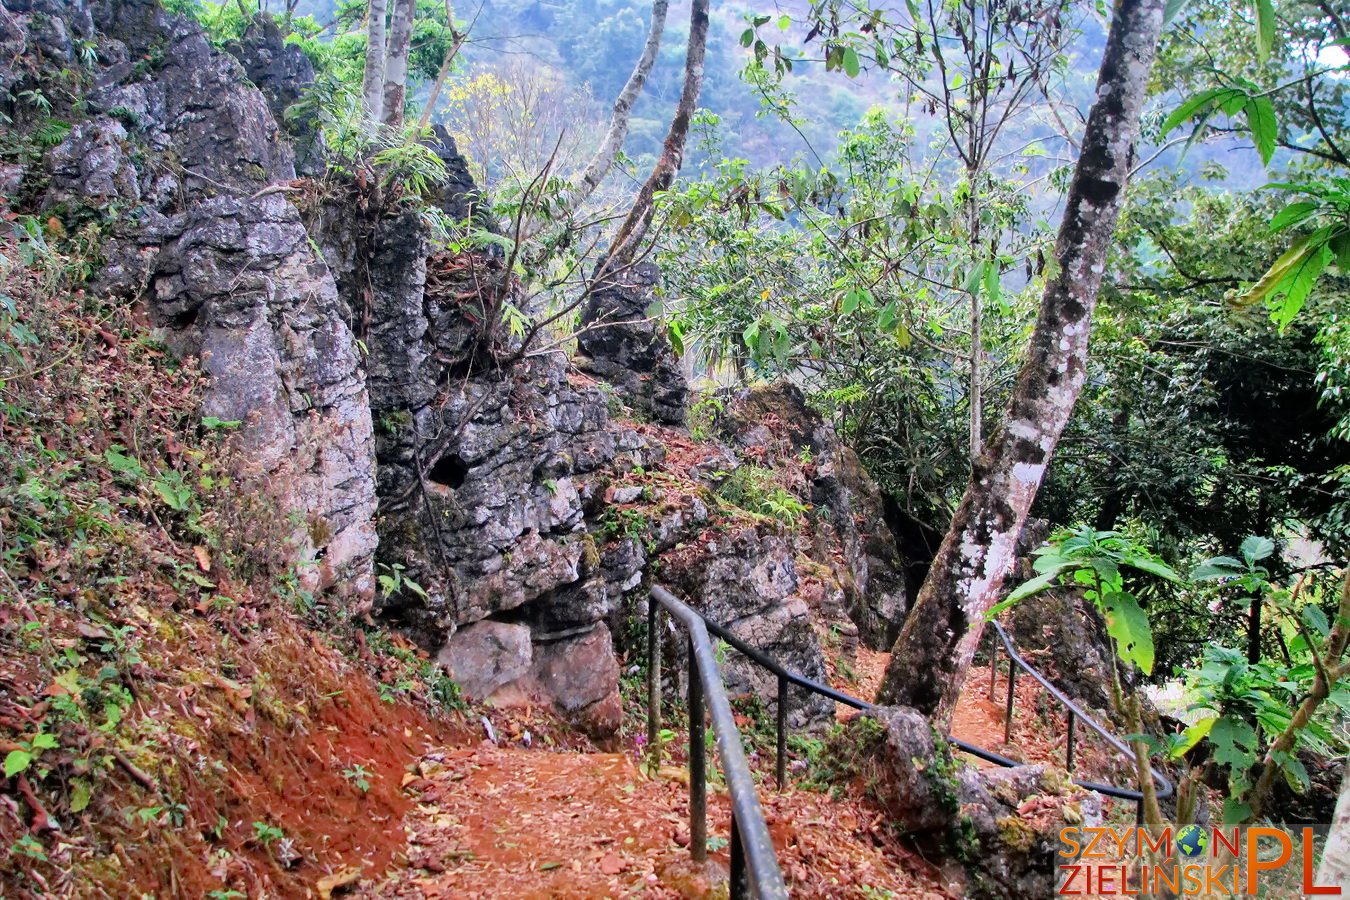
[664,591,1173,822]
[647,585,788,900]
[987,620,1174,809]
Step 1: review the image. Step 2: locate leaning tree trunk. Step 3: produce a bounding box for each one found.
[1320,760,1350,890]
[362,0,389,123]
[381,0,416,130]
[416,0,463,131]
[599,0,708,273]
[570,0,669,213]
[876,0,1167,724]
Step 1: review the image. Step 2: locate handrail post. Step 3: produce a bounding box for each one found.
[730,813,748,899]
[1004,662,1016,744]
[988,639,999,702]
[776,673,788,791]
[688,636,707,863]
[647,601,662,772]
[1066,711,1076,772]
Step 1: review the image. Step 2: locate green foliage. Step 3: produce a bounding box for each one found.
[715,464,808,529]
[342,764,372,793]
[994,527,1181,676]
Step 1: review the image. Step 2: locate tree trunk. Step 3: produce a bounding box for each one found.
[416,0,463,132]
[570,0,669,212]
[600,0,708,273]
[1320,759,1350,890]
[362,0,388,123]
[381,0,416,130]
[876,0,1168,724]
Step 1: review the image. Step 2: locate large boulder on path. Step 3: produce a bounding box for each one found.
[830,706,1101,900]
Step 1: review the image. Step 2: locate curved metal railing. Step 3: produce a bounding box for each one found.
[646,585,787,900]
[649,586,1171,830]
[986,620,1173,814]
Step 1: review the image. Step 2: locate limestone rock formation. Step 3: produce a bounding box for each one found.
[720,383,910,648]
[8,0,378,600]
[832,706,1101,899]
[576,261,688,425]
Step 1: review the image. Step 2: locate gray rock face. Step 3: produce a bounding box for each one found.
[223,13,323,174]
[663,525,833,729]
[832,706,1101,900]
[721,383,909,648]
[15,0,378,599]
[576,262,688,425]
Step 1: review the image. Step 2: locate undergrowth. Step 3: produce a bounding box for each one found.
[0,211,469,897]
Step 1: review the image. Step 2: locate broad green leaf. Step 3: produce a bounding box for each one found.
[1120,554,1182,582]
[1102,591,1154,674]
[1163,0,1193,26]
[842,47,861,78]
[1239,535,1275,564]
[1168,717,1217,759]
[1002,568,1068,605]
[983,261,1002,309]
[1210,716,1258,771]
[777,14,790,30]
[70,778,92,813]
[739,28,754,47]
[1244,96,1277,165]
[1254,0,1276,62]
[1161,88,1243,138]
[1192,556,1243,580]
[1269,242,1332,331]
[4,749,31,778]
[841,288,862,315]
[31,733,57,750]
[1268,200,1319,234]
[1236,232,1318,309]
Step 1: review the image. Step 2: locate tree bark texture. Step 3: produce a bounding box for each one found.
[570,0,669,210]
[417,0,463,132]
[381,0,416,130]
[876,0,1167,724]
[362,0,388,124]
[1320,759,1350,890]
[600,0,708,274]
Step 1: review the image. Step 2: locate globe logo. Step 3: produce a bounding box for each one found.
[1176,825,1209,859]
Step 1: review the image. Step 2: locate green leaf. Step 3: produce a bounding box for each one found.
[842,47,861,78]
[1254,0,1276,62]
[4,749,32,777]
[1102,591,1154,674]
[1237,232,1318,309]
[983,261,1002,309]
[1268,200,1320,234]
[70,778,92,813]
[1269,242,1332,332]
[777,14,790,30]
[1160,88,1243,138]
[1003,567,1070,605]
[1244,96,1277,165]
[1119,554,1181,582]
[1163,0,1193,26]
[1239,535,1275,564]
[30,733,57,750]
[740,28,754,48]
[1168,717,1217,759]
[1210,717,1258,771]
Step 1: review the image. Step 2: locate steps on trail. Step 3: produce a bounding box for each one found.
[360,744,948,899]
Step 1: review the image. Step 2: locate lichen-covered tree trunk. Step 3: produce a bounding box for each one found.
[1320,761,1350,889]
[876,0,1167,724]
[601,0,708,272]
[362,0,388,123]
[570,0,669,211]
[381,0,415,129]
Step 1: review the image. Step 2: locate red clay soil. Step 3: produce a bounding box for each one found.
[360,743,953,899]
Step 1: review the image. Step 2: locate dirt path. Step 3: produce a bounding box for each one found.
[360,742,950,899]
